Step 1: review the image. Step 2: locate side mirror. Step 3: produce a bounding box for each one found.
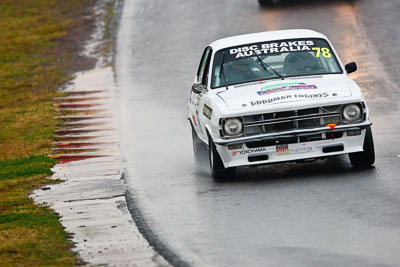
[345,62,357,74]
[192,83,206,94]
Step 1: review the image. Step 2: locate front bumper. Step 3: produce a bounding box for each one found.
[214,121,371,145]
[215,122,370,168]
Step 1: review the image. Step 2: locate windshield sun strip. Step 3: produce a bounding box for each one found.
[210,37,343,89]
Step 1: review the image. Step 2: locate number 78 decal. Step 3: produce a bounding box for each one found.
[312,47,332,58]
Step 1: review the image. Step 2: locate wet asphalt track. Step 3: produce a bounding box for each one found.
[115,0,400,266]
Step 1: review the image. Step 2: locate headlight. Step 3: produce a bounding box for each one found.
[342,104,362,123]
[224,118,243,136]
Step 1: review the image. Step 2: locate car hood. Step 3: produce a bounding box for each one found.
[216,75,352,110]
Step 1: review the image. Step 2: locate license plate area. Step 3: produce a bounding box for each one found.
[276,143,315,155]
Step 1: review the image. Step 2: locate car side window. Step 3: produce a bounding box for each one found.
[197,47,212,85]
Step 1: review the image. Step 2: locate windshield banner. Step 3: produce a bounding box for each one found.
[227,39,323,59]
[230,40,314,59]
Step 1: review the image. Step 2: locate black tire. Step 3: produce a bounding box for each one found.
[192,126,207,168]
[349,127,375,168]
[258,0,275,7]
[208,135,236,181]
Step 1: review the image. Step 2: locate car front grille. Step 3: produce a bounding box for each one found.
[242,105,342,137]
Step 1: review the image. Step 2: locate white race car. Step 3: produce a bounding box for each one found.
[188,29,374,180]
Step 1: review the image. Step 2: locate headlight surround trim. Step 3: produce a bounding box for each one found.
[223,117,244,136]
[342,103,363,123]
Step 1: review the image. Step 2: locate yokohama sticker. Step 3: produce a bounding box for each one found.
[232,147,267,156]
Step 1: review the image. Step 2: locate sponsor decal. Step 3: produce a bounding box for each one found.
[230,40,315,59]
[192,114,197,126]
[195,110,204,134]
[232,144,315,157]
[257,82,317,96]
[276,144,289,155]
[195,94,201,107]
[203,104,212,120]
[250,92,330,106]
[231,147,267,157]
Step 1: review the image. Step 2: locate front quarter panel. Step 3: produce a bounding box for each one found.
[198,92,227,144]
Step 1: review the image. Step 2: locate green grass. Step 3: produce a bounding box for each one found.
[0,156,55,180]
[0,157,74,266]
[0,0,97,265]
[0,0,93,160]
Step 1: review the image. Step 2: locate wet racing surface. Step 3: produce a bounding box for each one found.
[115,0,400,266]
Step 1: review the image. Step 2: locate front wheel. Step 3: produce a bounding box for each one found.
[349,127,375,168]
[192,126,207,168]
[209,136,236,181]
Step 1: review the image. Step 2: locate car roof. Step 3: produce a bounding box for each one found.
[209,29,328,51]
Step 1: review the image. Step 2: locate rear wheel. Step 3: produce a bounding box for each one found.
[349,127,375,168]
[208,135,236,181]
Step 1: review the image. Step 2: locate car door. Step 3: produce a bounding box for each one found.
[189,47,212,140]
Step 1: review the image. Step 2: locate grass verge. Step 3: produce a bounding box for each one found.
[0,0,97,265]
[0,156,74,265]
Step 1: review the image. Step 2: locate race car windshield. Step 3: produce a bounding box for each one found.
[211,38,343,89]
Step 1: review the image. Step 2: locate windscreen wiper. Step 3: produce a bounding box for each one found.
[219,52,229,89]
[255,53,284,80]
